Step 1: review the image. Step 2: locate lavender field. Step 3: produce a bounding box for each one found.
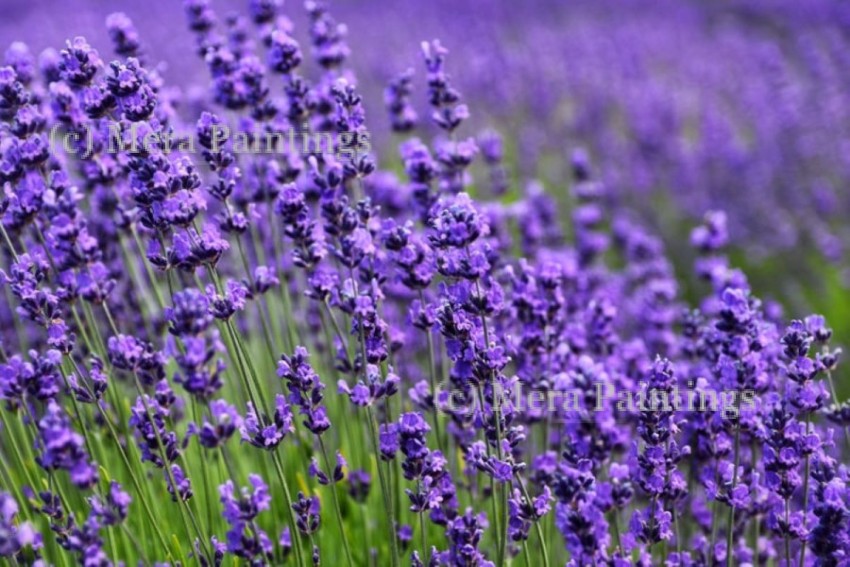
[1,1,849,566]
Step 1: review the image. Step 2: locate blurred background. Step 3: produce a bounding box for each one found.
[3,0,850,328]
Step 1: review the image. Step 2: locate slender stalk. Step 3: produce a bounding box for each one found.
[470,271,508,566]
[0,223,20,261]
[610,509,623,556]
[234,236,279,362]
[0,410,42,504]
[419,503,428,565]
[784,498,792,566]
[709,443,721,554]
[270,450,307,567]
[798,416,812,567]
[92,395,176,558]
[475,384,502,562]
[366,405,400,567]
[418,290,445,455]
[129,371,211,563]
[20,404,76,567]
[267,204,298,351]
[121,524,152,566]
[191,399,215,533]
[130,225,167,312]
[318,436,355,567]
[750,441,760,558]
[726,423,742,567]
[825,370,850,453]
[515,472,550,567]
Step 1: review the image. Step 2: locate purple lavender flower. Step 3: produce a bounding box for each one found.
[292,492,321,536]
[219,474,273,563]
[89,481,132,526]
[107,334,166,386]
[166,463,193,502]
[808,454,849,564]
[59,37,101,87]
[278,347,330,435]
[0,350,61,404]
[439,508,493,567]
[0,492,42,558]
[347,469,372,503]
[309,451,346,485]
[385,68,417,132]
[36,401,98,489]
[268,29,302,75]
[240,394,294,450]
[129,394,180,467]
[106,13,142,58]
[507,486,551,542]
[629,358,688,550]
[197,399,242,449]
[421,40,468,134]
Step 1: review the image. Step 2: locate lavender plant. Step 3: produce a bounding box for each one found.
[0,2,849,567]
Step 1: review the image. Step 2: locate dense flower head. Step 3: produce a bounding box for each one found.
[240,394,294,450]
[173,334,225,400]
[166,463,193,502]
[107,334,166,385]
[37,401,98,489]
[196,399,242,449]
[219,475,274,563]
[129,393,181,467]
[89,481,132,527]
[58,37,101,87]
[0,492,42,557]
[440,508,493,567]
[292,492,321,535]
[267,29,303,75]
[428,193,485,249]
[0,349,62,403]
[166,288,213,335]
[278,346,330,435]
[385,68,417,133]
[106,12,142,58]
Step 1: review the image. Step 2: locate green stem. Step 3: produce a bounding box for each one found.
[366,406,400,567]
[798,416,812,567]
[515,472,550,567]
[785,498,792,566]
[129,371,210,563]
[726,423,742,567]
[92,394,176,559]
[419,291,445,455]
[610,509,623,556]
[471,273,508,566]
[318,436,355,567]
[419,507,429,565]
[234,236,279,362]
[475,385,502,561]
[270,450,307,567]
[825,371,850,453]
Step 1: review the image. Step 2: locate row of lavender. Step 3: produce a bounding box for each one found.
[0,0,849,565]
[4,0,849,268]
[6,0,849,263]
[322,0,850,266]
